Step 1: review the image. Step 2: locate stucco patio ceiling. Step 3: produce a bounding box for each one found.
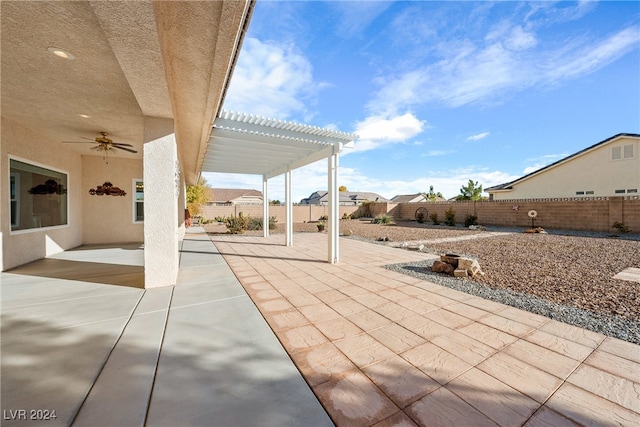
[202,110,357,179]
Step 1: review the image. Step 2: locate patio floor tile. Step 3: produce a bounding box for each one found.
[566,364,640,412]
[401,342,472,385]
[545,382,640,426]
[313,370,398,426]
[334,334,395,368]
[446,367,539,426]
[406,387,499,427]
[476,352,563,403]
[369,323,426,353]
[290,342,357,387]
[362,356,440,408]
[523,406,582,427]
[502,339,580,379]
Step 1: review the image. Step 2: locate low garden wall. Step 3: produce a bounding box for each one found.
[200,196,639,233]
[391,196,640,233]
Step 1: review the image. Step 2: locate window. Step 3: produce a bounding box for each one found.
[585,191,594,195]
[627,189,638,193]
[133,179,144,222]
[623,144,634,159]
[612,146,622,160]
[615,189,626,194]
[10,173,20,227]
[10,158,68,232]
[575,191,584,195]
[612,144,635,160]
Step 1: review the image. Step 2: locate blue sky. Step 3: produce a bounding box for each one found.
[204,0,640,202]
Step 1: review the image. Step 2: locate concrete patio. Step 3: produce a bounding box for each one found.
[2,227,639,426]
[1,228,331,427]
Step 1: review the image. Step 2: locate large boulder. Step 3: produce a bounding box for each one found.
[458,258,484,277]
[431,260,455,275]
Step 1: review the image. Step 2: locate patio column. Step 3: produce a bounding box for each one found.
[263,175,269,238]
[143,127,180,288]
[285,168,293,246]
[328,147,339,263]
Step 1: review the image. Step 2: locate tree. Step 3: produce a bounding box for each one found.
[339,185,348,192]
[456,179,484,201]
[423,185,443,201]
[270,199,281,205]
[186,177,210,216]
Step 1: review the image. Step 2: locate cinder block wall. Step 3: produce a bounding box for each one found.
[200,205,360,223]
[199,197,639,233]
[396,197,639,232]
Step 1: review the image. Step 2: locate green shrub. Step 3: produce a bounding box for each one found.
[444,207,456,226]
[429,212,440,225]
[225,212,249,234]
[464,214,478,227]
[319,215,329,221]
[372,213,394,224]
[342,213,353,220]
[612,221,630,233]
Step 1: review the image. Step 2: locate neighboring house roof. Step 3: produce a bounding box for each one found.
[300,191,389,204]
[391,194,427,203]
[486,133,640,193]
[207,188,263,203]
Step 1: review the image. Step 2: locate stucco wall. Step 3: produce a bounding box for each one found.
[492,137,640,200]
[1,117,83,270]
[82,156,143,244]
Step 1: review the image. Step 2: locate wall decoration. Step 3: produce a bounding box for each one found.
[29,179,66,195]
[89,182,126,196]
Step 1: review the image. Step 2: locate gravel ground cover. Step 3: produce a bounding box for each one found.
[204,219,640,343]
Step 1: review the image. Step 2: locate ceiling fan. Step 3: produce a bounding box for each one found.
[63,132,138,154]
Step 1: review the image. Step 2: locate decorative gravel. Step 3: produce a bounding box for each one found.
[384,259,640,345]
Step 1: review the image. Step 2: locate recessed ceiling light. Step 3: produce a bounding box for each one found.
[47,47,74,60]
[79,114,91,118]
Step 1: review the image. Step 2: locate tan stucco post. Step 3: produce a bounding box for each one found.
[143,118,180,288]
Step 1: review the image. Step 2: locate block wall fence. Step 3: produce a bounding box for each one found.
[200,196,639,233]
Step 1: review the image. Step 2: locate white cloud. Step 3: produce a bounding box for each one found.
[223,37,325,119]
[350,113,426,153]
[467,132,490,141]
[522,153,568,174]
[367,22,639,112]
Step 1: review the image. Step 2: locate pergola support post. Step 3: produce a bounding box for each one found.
[285,168,293,246]
[327,148,339,263]
[262,175,269,238]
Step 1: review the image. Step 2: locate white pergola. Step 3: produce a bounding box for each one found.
[202,110,357,263]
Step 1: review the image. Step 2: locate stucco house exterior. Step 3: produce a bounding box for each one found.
[206,188,263,206]
[300,191,389,206]
[2,0,356,284]
[391,193,429,203]
[486,133,640,200]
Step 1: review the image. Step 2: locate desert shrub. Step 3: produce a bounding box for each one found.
[319,215,329,221]
[372,213,394,224]
[464,214,478,227]
[342,213,353,220]
[225,212,249,234]
[429,212,440,225]
[612,221,630,233]
[444,207,456,226]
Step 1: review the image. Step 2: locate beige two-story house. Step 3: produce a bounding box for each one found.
[487,133,640,200]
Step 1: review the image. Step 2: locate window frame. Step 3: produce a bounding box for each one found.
[133,178,144,223]
[9,156,70,235]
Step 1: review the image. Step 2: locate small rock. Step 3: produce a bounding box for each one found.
[454,269,468,278]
